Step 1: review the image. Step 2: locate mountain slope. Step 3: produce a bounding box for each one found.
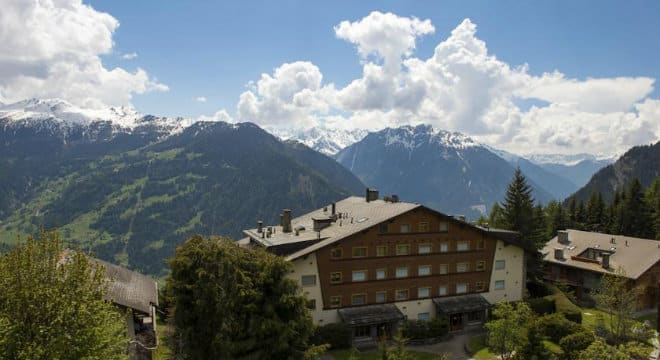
[269,127,368,155]
[335,125,554,218]
[0,100,365,275]
[570,141,660,202]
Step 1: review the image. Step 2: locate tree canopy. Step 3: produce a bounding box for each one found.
[166,235,314,359]
[0,231,128,360]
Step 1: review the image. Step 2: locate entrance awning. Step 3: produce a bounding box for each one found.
[433,294,491,314]
[338,304,405,326]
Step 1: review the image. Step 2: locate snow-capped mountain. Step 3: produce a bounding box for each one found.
[525,153,615,189]
[268,126,368,155]
[335,124,555,218]
[526,153,617,167]
[0,98,196,138]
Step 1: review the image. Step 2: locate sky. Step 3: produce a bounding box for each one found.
[1,0,659,156]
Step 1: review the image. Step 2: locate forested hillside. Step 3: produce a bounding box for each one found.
[0,119,364,276]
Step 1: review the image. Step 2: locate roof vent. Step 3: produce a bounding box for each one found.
[257,221,263,233]
[554,248,564,260]
[611,237,616,244]
[282,209,292,233]
[365,188,379,202]
[557,230,569,245]
[313,217,333,232]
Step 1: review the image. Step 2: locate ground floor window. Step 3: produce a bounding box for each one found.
[354,325,370,338]
[467,310,483,323]
[417,312,430,321]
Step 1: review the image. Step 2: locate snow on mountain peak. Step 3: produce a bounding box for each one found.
[268,126,368,155]
[381,124,480,151]
[525,153,617,166]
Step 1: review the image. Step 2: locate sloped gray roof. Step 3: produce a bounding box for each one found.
[93,258,159,314]
[542,229,660,279]
[338,304,404,326]
[433,294,491,314]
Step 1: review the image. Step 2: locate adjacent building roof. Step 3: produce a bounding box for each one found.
[338,304,405,326]
[243,195,522,261]
[542,229,660,279]
[433,294,491,314]
[94,258,159,314]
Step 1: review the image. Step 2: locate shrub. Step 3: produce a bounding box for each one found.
[427,317,449,338]
[559,331,595,359]
[536,313,583,343]
[401,317,448,340]
[527,297,556,315]
[544,284,582,323]
[311,323,351,349]
[630,321,655,343]
[528,281,553,297]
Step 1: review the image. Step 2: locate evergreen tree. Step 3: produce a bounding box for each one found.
[621,178,654,238]
[167,235,314,359]
[500,168,535,241]
[567,197,578,228]
[645,178,660,240]
[0,231,128,359]
[586,192,606,231]
[488,202,506,228]
[575,200,587,230]
[546,200,568,240]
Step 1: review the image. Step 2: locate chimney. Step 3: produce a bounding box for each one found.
[257,221,263,233]
[365,188,379,202]
[282,209,292,233]
[557,230,569,245]
[554,248,564,260]
[611,237,616,244]
[602,253,610,269]
[331,203,336,216]
[391,194,399,203]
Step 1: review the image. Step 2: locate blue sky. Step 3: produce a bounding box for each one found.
[90,0,660,118]
[2,0,659,155]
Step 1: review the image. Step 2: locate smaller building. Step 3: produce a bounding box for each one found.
[542,229,660,310]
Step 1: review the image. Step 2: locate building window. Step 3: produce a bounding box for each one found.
[468,310,482,322]
[476,261,485,271]
[439,264,448,275]
[330,272,342,284]
[475,281,486,292]
[418,243,432,254]
[352,247,367,258]
[376,268,386,280]
[354,325,370,337]
[418,312,431,321]
[439,221,448,232]
[456,262,469,273]
[330,296,341,308]
[457,240,469,252]
[376,291,387,303]
[396,244,410,255]
[418,287,431,298]
[351,293,367,305]
[330,247,343,259]
[307,299,316,310]
[495,280,505,290]
[439,286,447,296]
[495,260,505,270]
[379,223,389,233]
[400,224,410,233]
[301,275,316,286]
[352,270,367,282]
[418,222,429,232]
[418,265,431,276]
[395,266,409,278]
[376,246,388,257]
[456,283,468,294]
[440,242,448,253]
[395,289,409,300]
[476,238,485,249]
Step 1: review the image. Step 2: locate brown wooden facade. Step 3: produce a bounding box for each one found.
[315,207,500,310]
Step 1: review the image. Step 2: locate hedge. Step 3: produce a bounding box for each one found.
[401,317,448,340]
[536,313,583,343]
[543,284,582,323]
[527,297,556,315]
[311,322,352,349]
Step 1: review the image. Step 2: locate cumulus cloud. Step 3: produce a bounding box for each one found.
[198,109,234,123]
[195,96,207,103]
[0,0,167,108]
[121,52,138,60]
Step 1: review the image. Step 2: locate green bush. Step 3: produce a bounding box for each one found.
[527,297,556,315]
[544,284,582,323]
[559,331,595,359]
[311,323,352,349]
[536,313,583,343]
[401,317,448,340]
[527,281,553,297]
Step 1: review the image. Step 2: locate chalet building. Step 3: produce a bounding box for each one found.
[94,258,159,359]
[542,229,660,310]
[239,189,526,344]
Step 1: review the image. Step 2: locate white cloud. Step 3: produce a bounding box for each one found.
[198,109,233,123]
[121,52,138,60]
[214,12,659,156]
[195,96,207,103]
[0,0,167,108]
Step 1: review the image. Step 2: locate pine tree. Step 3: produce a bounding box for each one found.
[546,200,567,239]
[500,168,535,241]
[645,178,660,240]
[621,178,653,238]
[586,192,606,231]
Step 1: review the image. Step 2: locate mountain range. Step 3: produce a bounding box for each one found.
[0,98,617,274]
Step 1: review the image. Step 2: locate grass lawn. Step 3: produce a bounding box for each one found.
[466,334,497,360]
[327,348,440,360]
[581,308,612,331]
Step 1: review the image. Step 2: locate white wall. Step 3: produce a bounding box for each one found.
[289,253,340,325]
[482,240,525,304]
